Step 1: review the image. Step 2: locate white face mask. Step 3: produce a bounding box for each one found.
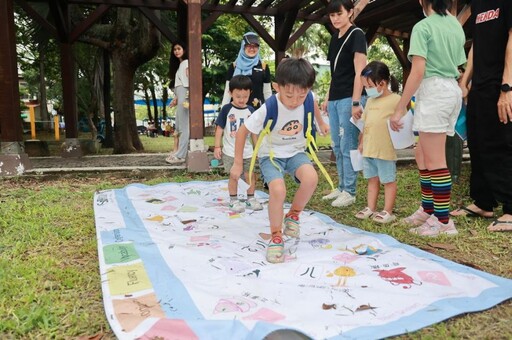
[366,87,383,98]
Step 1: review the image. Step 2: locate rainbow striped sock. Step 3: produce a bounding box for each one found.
[419,169,434,215]
[431,168,452,224]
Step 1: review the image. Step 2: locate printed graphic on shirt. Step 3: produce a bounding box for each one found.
[278,120,302,136]
[476,8,500,24]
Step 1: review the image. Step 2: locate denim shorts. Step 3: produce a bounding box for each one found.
[259,152,312,184]
[363,157,396,183]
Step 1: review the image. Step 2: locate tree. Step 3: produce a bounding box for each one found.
[367,36,403,86]
[78,7,161,153]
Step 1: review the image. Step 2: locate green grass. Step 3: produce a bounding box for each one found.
[0,163,511,339]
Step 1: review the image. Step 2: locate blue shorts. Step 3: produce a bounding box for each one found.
[363,157,396,184]
[259,152,312,184]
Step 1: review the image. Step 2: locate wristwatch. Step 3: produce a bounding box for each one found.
[501,83,512,92]
[352,101,360,107]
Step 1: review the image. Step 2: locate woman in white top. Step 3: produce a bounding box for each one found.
[166,42,189,164]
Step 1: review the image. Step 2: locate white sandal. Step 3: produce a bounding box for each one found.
[372,210,397,224]
[355,207,375,220]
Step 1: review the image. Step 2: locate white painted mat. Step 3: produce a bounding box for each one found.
[94,180,512,339]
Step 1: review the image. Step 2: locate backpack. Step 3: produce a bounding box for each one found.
[248,91,335,190]
[263,91,316,139]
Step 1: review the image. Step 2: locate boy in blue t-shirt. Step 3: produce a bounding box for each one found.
[214,75,263,213]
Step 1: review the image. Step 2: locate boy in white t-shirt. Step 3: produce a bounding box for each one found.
[230,58,329,263]
[214,75,263,213]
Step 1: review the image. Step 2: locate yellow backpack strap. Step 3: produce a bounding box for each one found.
[248,119,273,186]
[262,61,267,70]
[305,112,335,191]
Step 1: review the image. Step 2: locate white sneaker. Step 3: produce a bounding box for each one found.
[165,155,185,164]
[322,188,343,200]
[229,200,246,213]
[246,197,263,211]
[331,191,356,207]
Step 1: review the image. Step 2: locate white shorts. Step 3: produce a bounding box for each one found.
[413,77,462,136]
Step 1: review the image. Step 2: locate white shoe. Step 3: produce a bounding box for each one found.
[229,200,246,213]
[246,197,263,211]
[165,155,185,164]
[331,191,356,207]
[322,188,343,200]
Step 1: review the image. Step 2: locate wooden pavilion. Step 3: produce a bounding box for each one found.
[0,0,472,175]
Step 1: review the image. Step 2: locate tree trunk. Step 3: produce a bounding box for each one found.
[144,88,153,121]
[111,54,143,153]
[150,84,159,132]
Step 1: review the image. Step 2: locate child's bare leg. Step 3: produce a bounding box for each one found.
[246,171,257,195]
[383,181,397,214]
[367,177,380,212]
[268,179,286,228]
[244,171,263,211]
[289,164,318,212]
[266,178,286,263]
[284,165,318,238]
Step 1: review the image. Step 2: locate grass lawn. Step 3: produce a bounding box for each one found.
[0,161,511,339]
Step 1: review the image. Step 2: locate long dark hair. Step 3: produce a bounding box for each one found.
[168,41,188,88]
[361,61,400,93]
[421,0,452,16]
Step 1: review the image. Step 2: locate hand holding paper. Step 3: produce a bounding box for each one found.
[387,110,415,149]
[349,116,364,132]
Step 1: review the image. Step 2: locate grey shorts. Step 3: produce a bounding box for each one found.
[222,154,251,174]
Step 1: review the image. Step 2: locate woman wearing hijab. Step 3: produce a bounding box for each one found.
[221,32,272,109]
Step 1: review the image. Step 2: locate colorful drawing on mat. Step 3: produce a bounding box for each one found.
[94,181,512,339]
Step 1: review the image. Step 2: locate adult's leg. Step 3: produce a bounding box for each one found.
[328,100,344,192]
[174,86,190,159]
[464,88,497,212]
[337,98,359,196]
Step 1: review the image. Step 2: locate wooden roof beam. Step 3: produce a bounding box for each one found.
[48,0,69,42]
[385,35,409,69]
[15,0,58,38]
[139,7,179,43]
[377,26,409,39]
[241,12,277,50]
[457,3,471,26]
[287,20,314,50]
[69,4,111,42]
[276,8,299,50]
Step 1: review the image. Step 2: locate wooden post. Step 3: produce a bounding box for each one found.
[186,0,209,172]
[28,104,37,140]
[54,115,60,141]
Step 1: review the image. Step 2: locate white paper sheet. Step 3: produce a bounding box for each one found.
[350,149,363,172]
[237,178,250,199]
[387,110,415,149]
[349,116,364,132]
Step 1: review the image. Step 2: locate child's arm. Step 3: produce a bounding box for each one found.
[213,125,223,159]
[230,125,250,181]
[357,131,363,153]
[390,55,426,131]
